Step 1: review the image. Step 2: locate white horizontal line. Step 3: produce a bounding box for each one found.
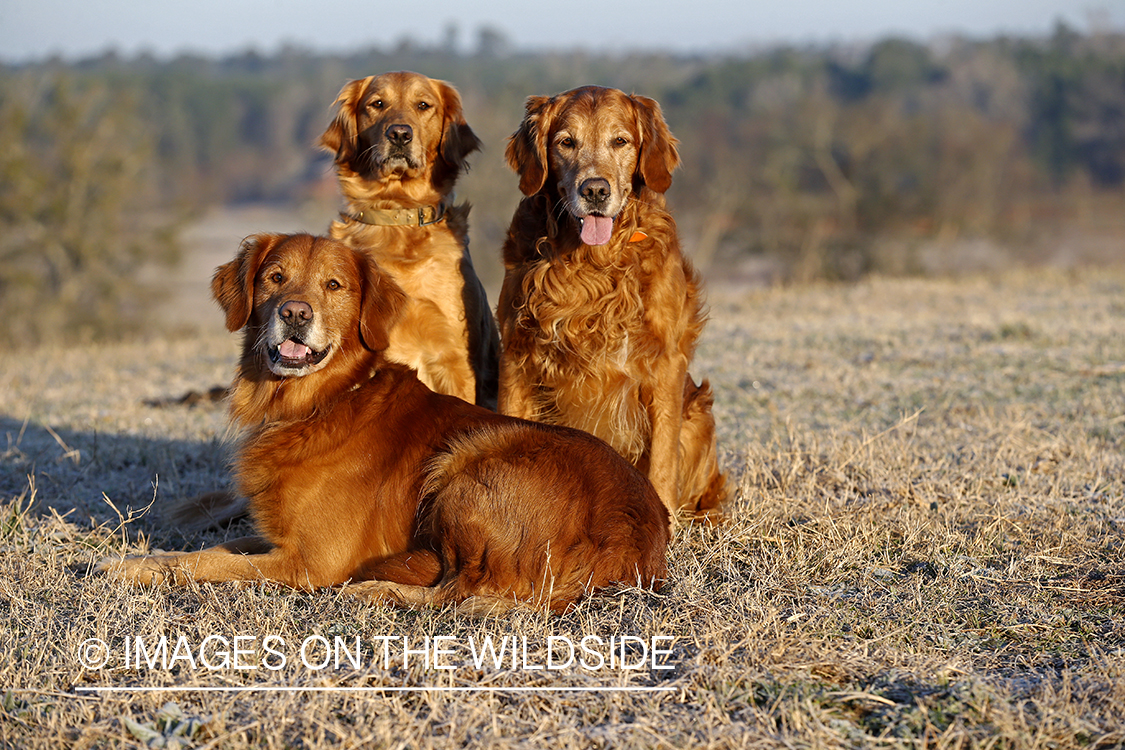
[75,685,676,694]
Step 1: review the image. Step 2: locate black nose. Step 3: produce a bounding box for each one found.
[385,124,413,146]
[279,300,312,326]
[579,178,611,203]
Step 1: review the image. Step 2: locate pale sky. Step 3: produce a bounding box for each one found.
[0,0,1119,62]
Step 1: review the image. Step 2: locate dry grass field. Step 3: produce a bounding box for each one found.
[2,266,1124,748]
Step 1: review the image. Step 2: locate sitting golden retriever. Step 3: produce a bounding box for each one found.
[497,86,729,526]
[320,71,499,409]
[101,234,669,613]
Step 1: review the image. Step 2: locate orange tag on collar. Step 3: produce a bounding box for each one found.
[628,231,648,243]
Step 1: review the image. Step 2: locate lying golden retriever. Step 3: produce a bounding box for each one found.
[101,234,669,613]
[497,86,729,526]
[320,70,499,409]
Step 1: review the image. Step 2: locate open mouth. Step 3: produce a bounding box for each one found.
[268,338,330,370]
[578,214,614,246]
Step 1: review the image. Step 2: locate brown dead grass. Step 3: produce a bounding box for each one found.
[2,267,1124,748]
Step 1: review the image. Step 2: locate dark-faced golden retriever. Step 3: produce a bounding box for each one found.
[101,234,668,613]
[320,71,499,409]
[497,86,729,527]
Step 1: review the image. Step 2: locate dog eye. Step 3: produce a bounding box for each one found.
[559,137,575,148]
[613,137,629,147]
[368,99,384,110]
[417,101,431,111]
[326,279,341,291]
[270,272,284,284]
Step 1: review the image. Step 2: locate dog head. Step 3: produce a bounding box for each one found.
[212,234,407,382]
[320,71,481,195]
[505,86,680,246]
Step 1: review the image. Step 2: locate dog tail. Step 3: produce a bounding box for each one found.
[166,490,249,533]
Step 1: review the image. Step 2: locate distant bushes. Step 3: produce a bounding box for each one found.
[663,29,1125,279]
[0,72,179,346]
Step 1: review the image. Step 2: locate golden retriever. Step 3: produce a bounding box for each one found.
[101,234,669,613]
[320,71,499,409]
[497,86,728,527]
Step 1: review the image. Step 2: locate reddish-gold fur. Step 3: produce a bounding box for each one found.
[320,71,499,408]
[101,234,668,613]
[497,86,729,525]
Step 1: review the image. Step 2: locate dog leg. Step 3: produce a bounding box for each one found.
[497,357,539,420]
[353,549,443,587]
[98,537,322,588]
[425,353,478,405]
[390,299,479,404]
[646,354,689,527]
[343,580,446,607]
[343,580,528,617]
[677,375,730,523]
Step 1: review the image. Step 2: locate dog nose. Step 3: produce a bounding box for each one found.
[385,124,413,146]
[279,300,313,325]
[579,178,611,204]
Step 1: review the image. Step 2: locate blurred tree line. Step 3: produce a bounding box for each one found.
[1,23,1123,343]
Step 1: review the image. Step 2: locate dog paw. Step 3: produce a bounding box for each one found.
[342,579,404,602]
[97,555,180,585]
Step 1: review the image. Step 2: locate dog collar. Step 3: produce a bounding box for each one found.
[345,198,448,227]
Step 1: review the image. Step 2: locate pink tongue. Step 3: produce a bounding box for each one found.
[580,215,614,246]
[279,340,310,360]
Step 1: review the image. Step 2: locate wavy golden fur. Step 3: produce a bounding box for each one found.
[101,234,669,613]
[319,71,499,408]
[497,86,729,526]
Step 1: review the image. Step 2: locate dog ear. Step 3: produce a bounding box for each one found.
[505,95,556,196]
[212,233,283,332]
[358,255,408,353]
[436,80,482,174]
[319,77,373,166]
[631,94,680,194]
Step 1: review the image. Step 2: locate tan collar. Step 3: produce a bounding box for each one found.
[344,198,449,227]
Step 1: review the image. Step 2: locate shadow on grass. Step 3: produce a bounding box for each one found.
[0,414,233,541]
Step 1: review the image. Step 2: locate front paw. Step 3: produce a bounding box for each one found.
[97,554,182,585]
